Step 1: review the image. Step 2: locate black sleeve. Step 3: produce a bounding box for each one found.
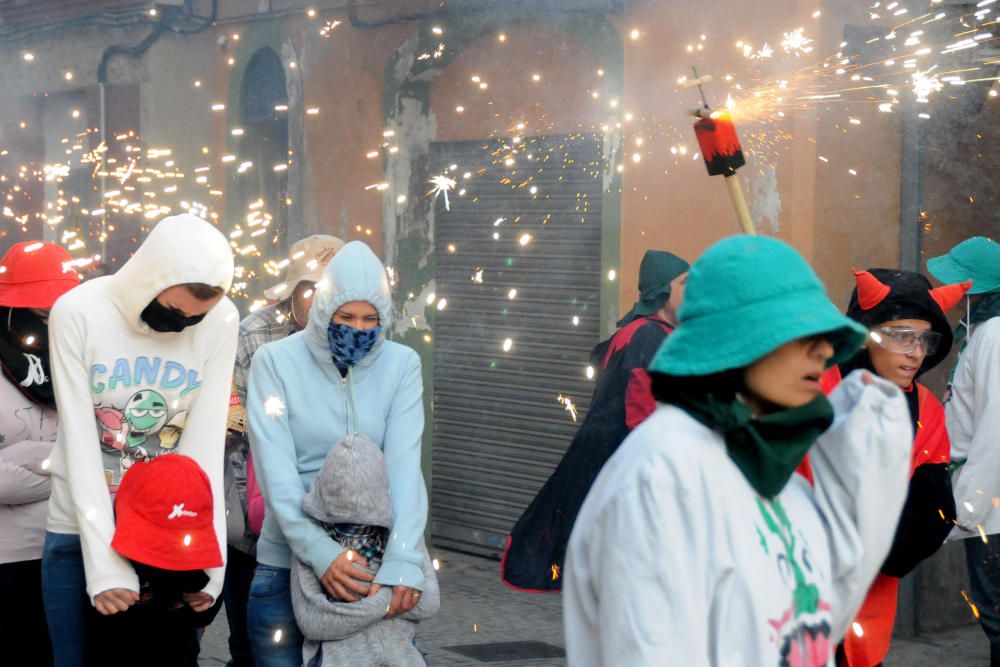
[880,462,957,578]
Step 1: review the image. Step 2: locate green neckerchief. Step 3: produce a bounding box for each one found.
[670,390,835,498]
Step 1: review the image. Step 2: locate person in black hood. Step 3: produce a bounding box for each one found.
[501,250,689,592]
[0,241,80,666]
[817,268,968,667]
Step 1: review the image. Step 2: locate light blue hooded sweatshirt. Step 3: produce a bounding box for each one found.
[247,241,427,589]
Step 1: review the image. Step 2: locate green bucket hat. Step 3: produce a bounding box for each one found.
[927,236,1000,295]
[617,250,690,327]
[650,236,866,376]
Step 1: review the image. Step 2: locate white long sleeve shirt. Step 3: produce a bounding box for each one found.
[563,371,911,667]
[46,215,238,603]
[946,316,1000,539]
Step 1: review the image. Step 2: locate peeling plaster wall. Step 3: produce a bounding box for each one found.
[746,160,782,234]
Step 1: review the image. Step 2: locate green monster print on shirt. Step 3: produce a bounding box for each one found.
[89,356,198,489]
[757,498,833,667]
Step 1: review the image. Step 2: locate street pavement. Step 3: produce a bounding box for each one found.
[199,549,990,666]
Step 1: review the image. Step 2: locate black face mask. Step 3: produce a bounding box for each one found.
[140,299,206,333]
[0,307,54,407]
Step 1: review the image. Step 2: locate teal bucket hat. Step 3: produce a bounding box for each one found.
[927,236,1000,295]
[617,250,690,327]
[650,236,866,376]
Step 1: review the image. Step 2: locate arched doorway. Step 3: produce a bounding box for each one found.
[237,47,289,258]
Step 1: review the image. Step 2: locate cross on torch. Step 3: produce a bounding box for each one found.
[682,67,756,235]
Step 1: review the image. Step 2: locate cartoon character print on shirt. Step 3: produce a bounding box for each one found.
[89,356,201,489]
[757,498,833,667]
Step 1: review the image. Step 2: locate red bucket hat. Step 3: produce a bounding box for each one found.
[0,241,79,309]
[112,454,223,571]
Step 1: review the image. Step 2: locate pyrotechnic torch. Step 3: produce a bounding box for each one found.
[682,68,756,235]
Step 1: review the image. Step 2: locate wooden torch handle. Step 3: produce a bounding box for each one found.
[724,174,757,236]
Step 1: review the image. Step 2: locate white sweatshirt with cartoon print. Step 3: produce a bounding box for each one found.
[46,215,238,603]
[563,371,911,667]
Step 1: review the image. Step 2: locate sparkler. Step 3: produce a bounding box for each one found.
[263,395,286,419]
[911,68,944,102]
[557,394,579,422]
[427,173,457,211]
[781,28,814,56]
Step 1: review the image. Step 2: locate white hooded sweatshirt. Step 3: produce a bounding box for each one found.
[946,315,1000,539]
[46,214,238,603]
[564,371,911,667]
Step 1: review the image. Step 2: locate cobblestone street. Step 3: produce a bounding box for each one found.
[199,549,990,666]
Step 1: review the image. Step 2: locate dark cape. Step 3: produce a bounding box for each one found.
[501,316,672,591]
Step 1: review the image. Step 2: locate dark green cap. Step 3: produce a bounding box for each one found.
[617,250,690,327]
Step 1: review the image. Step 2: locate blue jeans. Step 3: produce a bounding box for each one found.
[41,532,92,666]
[247,564,304,667]
[966,535,1000,666]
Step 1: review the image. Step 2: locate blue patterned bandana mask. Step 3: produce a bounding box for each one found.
[327,322,381,374]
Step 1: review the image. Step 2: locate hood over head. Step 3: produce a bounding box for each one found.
[111,214,234,333]
[302,433,393,528]
[845,268,962,375]
[305,241,391,364]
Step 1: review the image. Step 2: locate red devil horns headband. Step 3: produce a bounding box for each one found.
[852,268,890,310]
[928,280,973,313]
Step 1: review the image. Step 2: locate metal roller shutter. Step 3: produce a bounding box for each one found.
[429,134,604,557]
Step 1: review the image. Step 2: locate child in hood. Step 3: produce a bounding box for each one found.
[291,433,439,667]
[813,268,967,666]
[563,236,913,667]
[96,453,225,666]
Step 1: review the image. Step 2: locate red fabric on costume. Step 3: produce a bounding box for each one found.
[625,368,656,429]
[911,385,949,473]
[601,316,671,368]
[608,316,671,431]
[841,574,899,667]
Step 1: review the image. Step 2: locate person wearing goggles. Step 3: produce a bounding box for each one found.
[870,326,943,357]
[806,268,970,667]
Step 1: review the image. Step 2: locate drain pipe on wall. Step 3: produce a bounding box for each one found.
[899,104,924,273]
[93,0,215,261]
[96,19,168,261]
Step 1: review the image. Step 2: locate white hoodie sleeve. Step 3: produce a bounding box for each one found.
[807,371,911,641]
[950,320,1000,531]
[49,301,139,602]
[177,303,239,601]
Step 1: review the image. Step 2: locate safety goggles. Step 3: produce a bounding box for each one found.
[869,326,942,356]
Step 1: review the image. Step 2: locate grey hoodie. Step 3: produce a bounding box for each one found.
[291,433,439,667]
